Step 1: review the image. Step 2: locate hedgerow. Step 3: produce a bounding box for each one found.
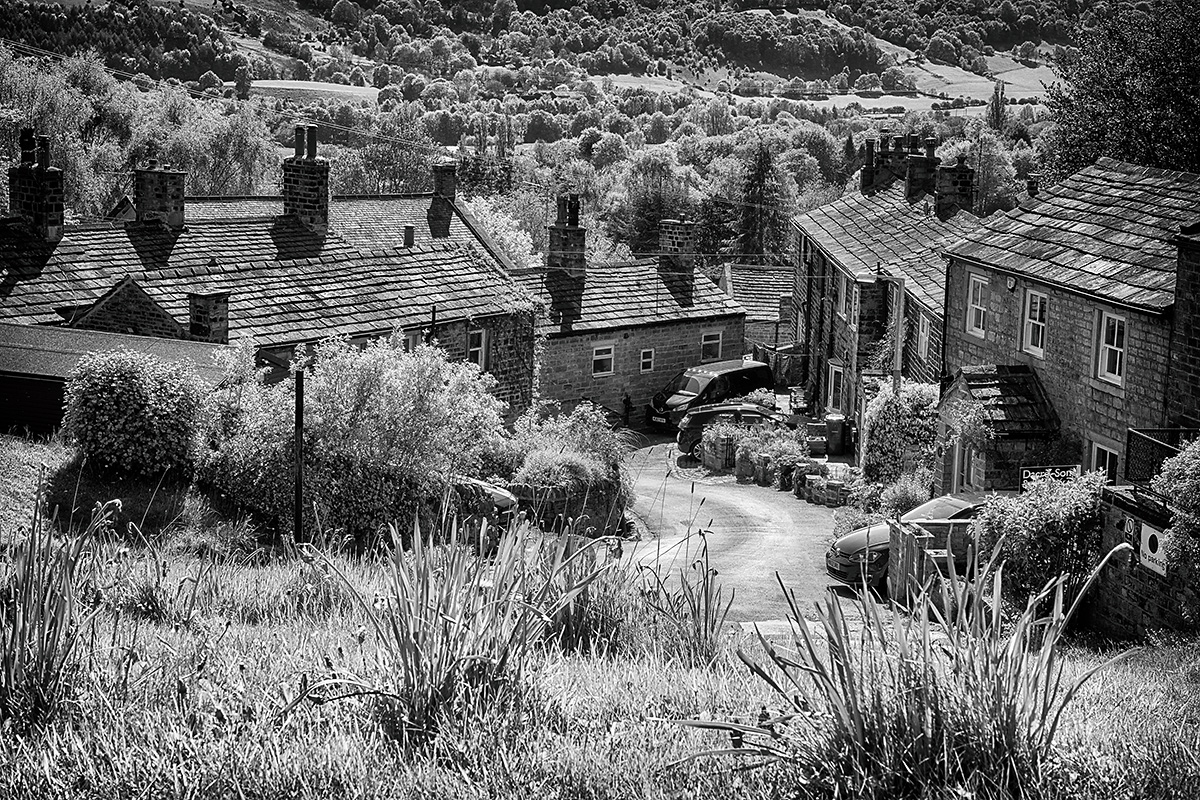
[859,379,939,484]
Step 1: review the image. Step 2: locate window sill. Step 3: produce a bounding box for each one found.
[1087,376,1125,398]
[1022,347,1045,360]
[966,328,986,340]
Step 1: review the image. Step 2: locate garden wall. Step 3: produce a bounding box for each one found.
[507,481,625,536]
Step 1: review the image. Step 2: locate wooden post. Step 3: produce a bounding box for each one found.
[294,368,304,544]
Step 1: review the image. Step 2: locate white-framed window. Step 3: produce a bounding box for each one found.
[838,273,850,317]
[1097,310,1126,385]
[917,314,930,360]
[1092,442,1120,484]
[592,343,615,377]
[467,328,489,369]
[826,362,844,412]
[1022,289,1048,357]
[402,330,422,352]
[639,348,654,373]
[700,331,722,362]
[966,274,988,337]
[848,283,860,328]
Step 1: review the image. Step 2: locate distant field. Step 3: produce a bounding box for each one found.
[986,54,1057,97]
[235,79,380,103]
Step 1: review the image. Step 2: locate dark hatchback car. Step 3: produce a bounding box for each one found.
[676,402,791,460]
[825,495,984,592]
[646,360,773,429]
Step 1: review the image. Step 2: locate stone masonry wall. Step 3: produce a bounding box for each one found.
[282,157,330,236]
[537,315,746,418]
[1087,487,1196,637]
[8,164,64,242]
[902,300,943,385]
[1167,229,1200,426]
[77,287,184,340]
[943,256,1171,468]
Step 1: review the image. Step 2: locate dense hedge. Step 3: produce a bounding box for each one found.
[62,350,207,478]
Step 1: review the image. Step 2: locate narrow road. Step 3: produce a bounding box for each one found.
[625,437,844,624]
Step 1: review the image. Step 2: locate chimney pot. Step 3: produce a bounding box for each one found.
[924,137,937,159]
[403,224,415,247]
[555,196,568,225]
[1026,172,1040,198]
[567,194,580,227]
[19,128,35,166]
[306,125,318,159]
[293,125,305,158]
[36,136,51,169]
[861,138,877,194]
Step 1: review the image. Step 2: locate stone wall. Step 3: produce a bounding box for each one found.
[1087,487,1196,637]
[507,481,625,536]
[537,315,746,417]
[943,256,1172,470]
[76,283,184,340]
[7,161,64,243]
[133,165,186,228]
[902,301,943,385]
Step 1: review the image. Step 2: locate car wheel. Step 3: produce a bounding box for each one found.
[689,441,703,461]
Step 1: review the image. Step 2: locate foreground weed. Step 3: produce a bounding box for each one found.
[641,531,733,666]
[0,485,109,728]
[298,518,605,747]
[681,541,1136,798]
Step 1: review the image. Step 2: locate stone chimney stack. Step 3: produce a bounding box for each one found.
[133,158,187,229]
[935,154,976,218]
[282,124,329,236]
[188,291,230,344]
[905,137,941,200]
[7,128,65,244]
[659,218,696,274]
[1026,173,1040,199]
[428,161,457,239]
[880,133,907,179]
[1168,222,1200,426]
[860,138,877,194]
[546,194,586,277]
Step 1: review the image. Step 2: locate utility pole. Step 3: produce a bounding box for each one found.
[294,368,304,544]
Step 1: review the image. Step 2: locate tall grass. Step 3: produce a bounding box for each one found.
[683,541,1137,797]
[305,517,606,746]
[642,532,734,667]
[0,487,110,728]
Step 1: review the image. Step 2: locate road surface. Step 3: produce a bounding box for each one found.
[625,436,846,625]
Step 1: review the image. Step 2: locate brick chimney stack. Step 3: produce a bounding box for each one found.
[935,154,976,218]
[188,291,230,344]
[659,218,696,274]
[282,124,329,236]
[860,138,877,194]
[133,158,187,229]
[546,194,586,277]
[428,161,457,239]
[7,128,64,244]
[905,137,941,200]
[880,133,907,179]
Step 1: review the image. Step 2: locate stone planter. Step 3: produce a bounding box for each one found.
[778,464,795,491]
[792,472,806,499]
[715,435,736,469]
[735,451,755,481]
[825,479,845,507]
[754,454,772,486]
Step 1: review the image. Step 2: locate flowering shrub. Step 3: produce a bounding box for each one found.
[730,388,776,409]
[62,350,207,477]
[198,336,507,543]
[971,471,1106,604]
[859,379,939,484]
[515,449,607,491]
[879,469,933,516]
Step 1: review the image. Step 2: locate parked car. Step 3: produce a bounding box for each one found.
[646,359,773,429]
[676,402,792,460]
[825,494,985,592]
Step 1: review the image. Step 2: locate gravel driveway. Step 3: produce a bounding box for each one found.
[625,435,846,625]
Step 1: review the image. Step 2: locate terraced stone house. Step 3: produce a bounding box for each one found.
[791,133,981,426]
[0,126,536,428]
[938,158,1200,493]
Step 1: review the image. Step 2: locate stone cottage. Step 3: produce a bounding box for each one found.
[0,126,536,426]
[938,157,1200,493]
[791,133,980,426]
[514,198,746,421]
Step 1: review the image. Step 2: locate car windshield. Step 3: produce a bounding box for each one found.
[902,496,974,521]
[666,372,704,397]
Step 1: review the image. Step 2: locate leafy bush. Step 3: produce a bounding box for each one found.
[859,379,939,484]
[731,388,776,409]
[62,350,207,477]
[514,448,607,491]
[198,337,506,543]
[879,469,933,517]
[832,505,882,540]
[972,471,1107,604]
[510,401,632,475]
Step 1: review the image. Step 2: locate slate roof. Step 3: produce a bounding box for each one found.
[792,178,979,280]
[883,231,972,315]
[950,364,1059,439]
[0,322,229,383]
[516,262,744,337]
[946,158,1200,313]
[726,264,792,322]
[185,194,517,272]
[0,215,523,347]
